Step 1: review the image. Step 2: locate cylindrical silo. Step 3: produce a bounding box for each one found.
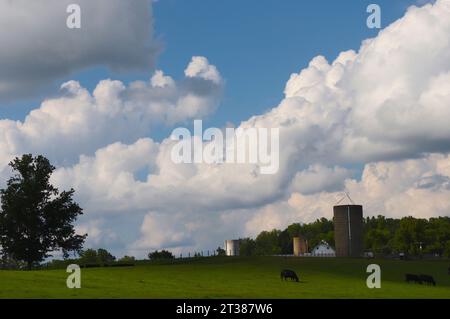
[333,205,363,257]
[224,240,240,256]
[293,236,308,256]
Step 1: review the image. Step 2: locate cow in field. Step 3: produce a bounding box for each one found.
[419,274,436,286]
[281,269,299,282]
[405,274,422,284]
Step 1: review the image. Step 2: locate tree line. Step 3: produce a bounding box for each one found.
[238,216,450,257]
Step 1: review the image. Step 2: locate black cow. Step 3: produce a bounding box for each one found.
[405,274,422,284]
[419,274,436,286]
[281,269,299,282]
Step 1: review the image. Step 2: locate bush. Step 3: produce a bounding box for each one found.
[79,249,98,265]
[79,248,116,266]
[0,255,26,270]
[216,247,226,256]
[97,248,116,265]
[118,255,136,264]
[45,258,78,269]
[148,250,174,260]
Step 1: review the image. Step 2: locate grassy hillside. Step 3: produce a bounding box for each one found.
[0,257,449,298]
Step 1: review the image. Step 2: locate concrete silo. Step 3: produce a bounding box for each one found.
[333,205,364,257]
[293,236,308,256]
[224,240,240,256]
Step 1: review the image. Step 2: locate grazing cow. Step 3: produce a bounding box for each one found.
[405,274,422,284]
[281,269,299,282]
[419,274,436,286]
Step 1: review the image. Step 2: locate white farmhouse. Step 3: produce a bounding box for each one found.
[311,240,336,257]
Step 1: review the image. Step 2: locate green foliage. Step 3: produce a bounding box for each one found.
[392,217,427,255]
[97,248,116,265]
[444,241,450,258]
[216,247,226,256]
[118,255,136,263]
[79,249,99,265]
[364,215,450,256]
[364,215,399,255]
[242,215,450,257]
[255,230,282,255]
[148,250,175,260]
[278,230,292,254]
[0,255,27,270]
[0,154,86,269]
[284,218,335,250]
[44,258,79,270]
[239,238,256,256]
[79,248,116,265]
[241,218,335,256]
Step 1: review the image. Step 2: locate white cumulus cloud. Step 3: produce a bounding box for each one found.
[0,0,159,100]
[0,57,223,170]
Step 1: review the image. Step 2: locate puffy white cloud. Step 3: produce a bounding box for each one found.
[290,165,354,195]
[244,154,450,237]
[129,213,194,254]
[51,138,160,214]
[75,219,121,249]
[184,56,222,84]
[0,57,222,169]
[279,0,450,165]
[0,0,158,100]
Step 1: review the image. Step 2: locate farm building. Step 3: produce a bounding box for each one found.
[224,239,240,256]
[293,236,308,256]
[311,240,336,257]
[333,204,364,257]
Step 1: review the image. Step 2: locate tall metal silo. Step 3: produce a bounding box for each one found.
[224,240,240,256]
[333,205,363,257]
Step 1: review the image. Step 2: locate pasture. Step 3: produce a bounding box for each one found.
[0,257,449,298]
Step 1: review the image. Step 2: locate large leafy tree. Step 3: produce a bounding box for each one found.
[0,154,87,269]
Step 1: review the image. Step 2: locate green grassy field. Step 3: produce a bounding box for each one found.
[0,257,449,298]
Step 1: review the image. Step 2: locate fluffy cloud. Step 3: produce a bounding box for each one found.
[0,0,158,100]
[128,213,195,254]
[245,154,450,236]
[0,57,223,169]
[75,219,121,249]
[290,165,354,195]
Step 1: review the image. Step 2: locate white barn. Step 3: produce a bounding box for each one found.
[311,240,336,257]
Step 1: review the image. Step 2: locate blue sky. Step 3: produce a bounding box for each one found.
[154,0,417,127]
[0,0,420,130]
